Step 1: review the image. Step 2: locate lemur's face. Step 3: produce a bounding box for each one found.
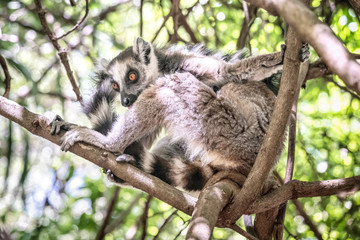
[106,38,159,107]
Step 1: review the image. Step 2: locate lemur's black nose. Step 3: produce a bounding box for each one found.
[122,97,131,107]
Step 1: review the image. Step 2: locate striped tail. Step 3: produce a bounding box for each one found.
[83,72,118,135]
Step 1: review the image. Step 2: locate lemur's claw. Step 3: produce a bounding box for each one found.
[103,168,125,183]
[50,114,77,135]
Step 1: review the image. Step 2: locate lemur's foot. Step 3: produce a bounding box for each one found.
[299,43,310,62]
[116,154,136,164]
[104,154,138,185]
[103,169,126,184]
[50,115,77,135]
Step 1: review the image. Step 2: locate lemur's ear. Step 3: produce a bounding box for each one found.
[133,37,152,65]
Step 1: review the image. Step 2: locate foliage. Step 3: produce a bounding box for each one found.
[0,0,359,239]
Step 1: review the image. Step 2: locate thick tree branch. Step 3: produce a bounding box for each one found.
[246,176,360,214]
[244,0,360,95]
[0,96,197,218]
[348,0,360,17]
[276,19,310,239]
[0,96,359,228]
[186,180,238,240]
[218,11,305,226]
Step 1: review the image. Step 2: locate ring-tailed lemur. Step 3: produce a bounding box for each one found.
[50,37,288,191]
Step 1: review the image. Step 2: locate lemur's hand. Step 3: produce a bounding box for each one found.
[103,168,127,184]
[59,126,89,152]
[50,115,77,135]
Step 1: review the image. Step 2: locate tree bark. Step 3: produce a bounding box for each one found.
[244,0,360,95]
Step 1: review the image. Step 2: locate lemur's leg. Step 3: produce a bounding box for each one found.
[108,136,215,191]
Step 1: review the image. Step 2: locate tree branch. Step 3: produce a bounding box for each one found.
[275,9,311,236]
[0,95,197,218]
[139,0,144,37]
[95,186,121,240]
[0,96,359,228]
[186,179,238,239]
[54,0,89,40]
[151,9,173,43]
[140,195,152,240]
[348,0,360,17]
[244,0,360,95]
[291,199,323,240]
[105,193,143,234]
[34,0,83,103]
[218,9,305,225]
[246,176,360,214]
[237,4,257,50]
[153,210,178,240]
[0,54,11,98]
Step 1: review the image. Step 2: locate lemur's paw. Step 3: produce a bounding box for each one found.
[59,127,85,151]
[50,115,77,135]
[299,43,310,62]
[116,154,136,164]
[103,169,125,184]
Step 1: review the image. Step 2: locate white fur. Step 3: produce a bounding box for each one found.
[108,61,126,91]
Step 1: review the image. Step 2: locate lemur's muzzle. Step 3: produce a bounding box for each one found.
[121,93,138,107]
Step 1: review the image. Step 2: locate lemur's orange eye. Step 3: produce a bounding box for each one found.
[112,82,119,90]
[128,72,137,81]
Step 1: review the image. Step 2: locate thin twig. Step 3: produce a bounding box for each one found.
[140,195,152,240]
[151,9,173,43]
[34,0,83,103]
[229,224,259,240]
[0,54,11,98]
[179,13,199,43]
[96,1,131,21]
[69,0,76,7]
[54,0,89,40]
[105,193,144,234]
[325,77,360,100]
[173,221,190,240]
[153,210,178,240]
[95,186,121,240]
[237,4,257,49]
[292,199,323,240]
[139,0,144,37]
[169,0,180,44]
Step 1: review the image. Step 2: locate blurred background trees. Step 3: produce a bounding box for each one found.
[0,0,359,239]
